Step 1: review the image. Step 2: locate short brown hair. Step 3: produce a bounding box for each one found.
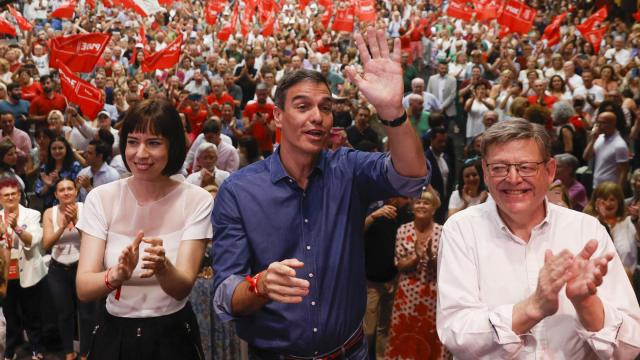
[481,118,551,160]
[118,99,186,176]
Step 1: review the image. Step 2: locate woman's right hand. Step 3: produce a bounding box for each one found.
[111,231,144,285]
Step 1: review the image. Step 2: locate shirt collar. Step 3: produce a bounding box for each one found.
[269,146,326,184]
[487,196,552,243]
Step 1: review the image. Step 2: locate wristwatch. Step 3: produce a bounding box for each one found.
[379,112,407,128]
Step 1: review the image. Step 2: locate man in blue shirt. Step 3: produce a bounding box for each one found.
[212,28,428,359]
[0,83,30,131]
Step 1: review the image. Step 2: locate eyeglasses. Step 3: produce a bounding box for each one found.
[485,161,547,177]
[1,191,19,199]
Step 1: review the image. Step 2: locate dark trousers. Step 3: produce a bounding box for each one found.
[4,277,44,358]
[87,302,204,360]
[48,260,97,355]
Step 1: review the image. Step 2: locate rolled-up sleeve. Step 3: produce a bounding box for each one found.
[577,226,640,359]
[352,150,428,201]
[212,180,251,322]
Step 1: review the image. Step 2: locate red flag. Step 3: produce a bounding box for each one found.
[57,61,104,119]
[240,2,255,36]
[576,6,608,36]
[157,0,173,5]
[218,4,238,41]
[319,0,333,29]
[498,0,537,34]
[447,0,473,22]
[541,12,567,47]
[49,33,111,73]
[50,2,77,19]
[121,0,163,17]
[8,5,33,32]
[0,18,17,37]
[356,0,376,23]
[635,11,640,22]
[86,0,96,9]
[299,0,310,11]
[142,34,182,72]
[206,0,225,25]
[474,0,500,22]
[582,25,607,54]
[498,26,510,38]
[262,11,277,36]
[332,4,355,32]
[103,0,113,7]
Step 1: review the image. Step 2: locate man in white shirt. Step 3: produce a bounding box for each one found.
[604,36,631,67]
[573,69,604,119]
[437,119,640,359]
[184,119,238,173]
[402,77,441,112]
[563,61,583,93]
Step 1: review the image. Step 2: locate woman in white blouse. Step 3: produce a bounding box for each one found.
[43,178,91,360]
[76,99,213,359]
[0,176,47,360]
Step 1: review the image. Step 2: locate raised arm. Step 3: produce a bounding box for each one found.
[345,27,427,178]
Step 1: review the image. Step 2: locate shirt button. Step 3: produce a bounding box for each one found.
[313,328,318,333]
[311,301,316,306]
[304,219,309,223]
[306,245,311,250]
[288,179,293,183]
[308,273,314,278]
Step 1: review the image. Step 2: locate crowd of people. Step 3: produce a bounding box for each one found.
[0,0,638,358]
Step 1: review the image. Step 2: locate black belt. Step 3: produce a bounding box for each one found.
[50,259,78,270]
[250,326,364,360]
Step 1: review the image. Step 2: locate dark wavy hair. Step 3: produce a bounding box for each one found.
[45,136,76,174]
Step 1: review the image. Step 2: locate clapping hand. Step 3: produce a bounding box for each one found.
[565,239,614,304]
[141,237,168,278]
[112,231,144,284]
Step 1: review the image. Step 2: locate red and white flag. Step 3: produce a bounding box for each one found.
[498,0,536,34]
[356,0,376,23]
[582,25,607,54]
[240,1,255,36]
[49,33,111,73]
[319,0,333,29]
[142,33,183,72]
[541,12,567,47]
[217,4,238,41]
[332,4,355,32]
[121,0,164,17]
[50,1,77,19]
[205,0,225,25]
[447,0,473,22]
[576,6,608,36]
[57,61,104,119]
[0,18,17,37]
[474,0,500,22]
[8,5,33,32]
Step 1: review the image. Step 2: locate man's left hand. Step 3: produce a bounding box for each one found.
[566,239,614,304]
[345,27,404,121]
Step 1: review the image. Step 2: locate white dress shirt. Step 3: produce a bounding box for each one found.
[437,198,640,359]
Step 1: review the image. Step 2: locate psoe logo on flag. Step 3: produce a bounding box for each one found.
[504,4,519,14]
[60,71,78,88]
[78,42,103,54]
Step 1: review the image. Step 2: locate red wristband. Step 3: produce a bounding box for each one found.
[245,272,268,298]
[104,267,122,300]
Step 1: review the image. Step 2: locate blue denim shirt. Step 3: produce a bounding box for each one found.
[212,147,427,356]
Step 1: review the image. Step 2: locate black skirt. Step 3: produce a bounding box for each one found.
[87,302,204,360]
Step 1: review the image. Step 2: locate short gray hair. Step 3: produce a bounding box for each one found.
[551,101,575,125]
[481,118,551,159]
[554,153,580,173]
